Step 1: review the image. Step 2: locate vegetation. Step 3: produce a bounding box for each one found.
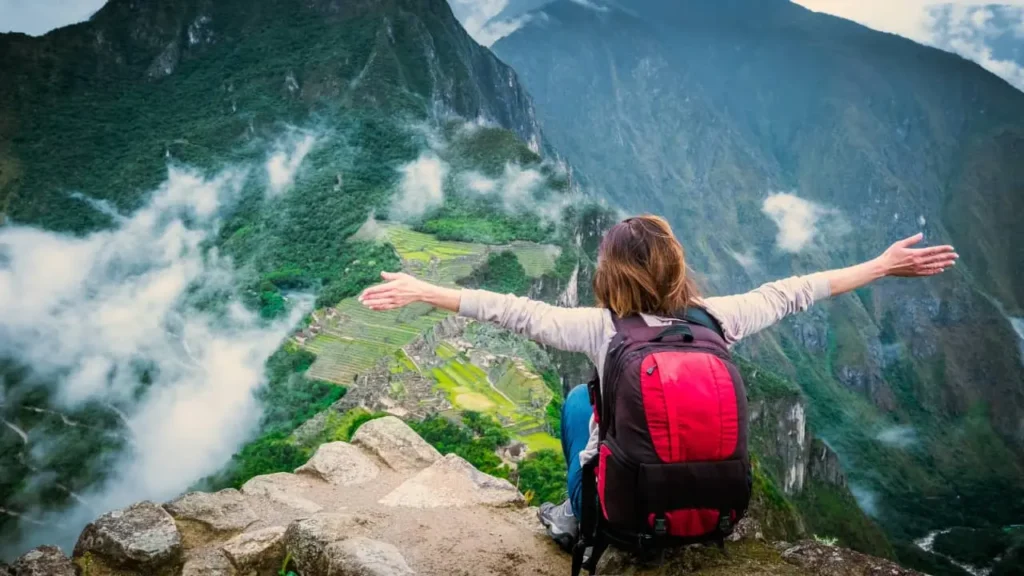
[411,412,511,479]
[794,480,895,560]
[517,449,568,506]
[457,251,532,296]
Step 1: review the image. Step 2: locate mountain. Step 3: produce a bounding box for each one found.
[0,0,567,557]
[491,0,1024,571]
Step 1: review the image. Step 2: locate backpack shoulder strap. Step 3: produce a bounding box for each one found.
[610,313,647,333]
[678,305,725,339]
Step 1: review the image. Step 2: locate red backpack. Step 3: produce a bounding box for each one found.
[572,307,751,576]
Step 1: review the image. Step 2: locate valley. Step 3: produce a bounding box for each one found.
[1,0,1023,573]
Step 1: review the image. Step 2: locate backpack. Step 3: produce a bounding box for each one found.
[571,307,751,576]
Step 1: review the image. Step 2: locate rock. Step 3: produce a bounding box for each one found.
[323,537,414,576]
[11,546,75,576]
[379,453,523,508]
[782,540,923,575]
[351,416,440,472]
[727,516,764,542]
[0,562,9,576]
[295,441,380,486]
[165,489,259,547]
[73,501,182,573]
[240,473,323,514]
[220,526,286,574]
[284,513,367,574]
[181,548,237,576]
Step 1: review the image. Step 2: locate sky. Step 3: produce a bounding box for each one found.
[0,1,1022,86]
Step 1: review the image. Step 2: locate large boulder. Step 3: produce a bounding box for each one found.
[181,548,237,576]
[220,526,286,574]
[165,489,259,548]
[379,454,522,508]
[73,501,182,575]
[323,537,415,576]
[10,546,75,576]
[351,416,440,472]
[284,513,368,574]
[295,441,381,486]
[0,562,9,576]
[240,473,323,514]
[781,541,923,575]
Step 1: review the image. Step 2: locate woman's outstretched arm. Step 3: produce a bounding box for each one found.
[703,233,958,345]
[822,233,957,296]
[359,273,610,360]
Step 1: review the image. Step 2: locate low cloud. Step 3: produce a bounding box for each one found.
[876,425,919,448]
[761,192,844,253]
[726,248,761,273]
[266,133,316,196]
[569,0,609,12]
[391,153,449,221]
[461,163,569,221]
[0,167,311,555]
[849,483,881,518]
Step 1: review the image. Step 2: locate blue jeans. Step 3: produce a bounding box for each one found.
[562,384,593,519]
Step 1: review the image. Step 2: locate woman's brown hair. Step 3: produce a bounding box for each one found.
[593,215,701,317]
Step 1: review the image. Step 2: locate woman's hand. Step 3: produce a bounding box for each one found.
[358,272,462,312]
[877,233,958,278]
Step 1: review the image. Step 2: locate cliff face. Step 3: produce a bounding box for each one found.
[0,416,920,576]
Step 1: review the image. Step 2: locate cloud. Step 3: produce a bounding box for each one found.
[0,166,311,555]
[0,0,106,35]
[793,1,1024,91]
[569,0,609,12]
[726,248,761,273]
[876,425,919,448]
[849,483,881,518]
[391,153,449,221]
[761,192,842,253]
[266,133,316,196]
[461,163,570,221]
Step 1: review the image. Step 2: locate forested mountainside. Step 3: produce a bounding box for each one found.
[0,0,572,558]
[491,0,1024,572]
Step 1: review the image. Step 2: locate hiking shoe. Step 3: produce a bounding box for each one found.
[538,500,578,552]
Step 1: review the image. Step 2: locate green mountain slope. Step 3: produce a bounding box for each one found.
[0,0,564,558]
[491,0,1024,569]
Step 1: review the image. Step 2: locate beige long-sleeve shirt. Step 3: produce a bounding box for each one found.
[457,273,832,465]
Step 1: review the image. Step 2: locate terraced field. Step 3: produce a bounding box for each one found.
[302,223,559,385]
[430,355,560,453]
[304,300,448,384]
[299,223,562,454]
[493,360,553,407]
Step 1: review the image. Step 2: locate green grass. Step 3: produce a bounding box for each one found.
[521,432,562,453]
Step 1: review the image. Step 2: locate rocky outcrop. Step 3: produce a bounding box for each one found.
[324,537,415,576]
[296,441,380,486]
[749,395,847,496]
[781,541,921,575]
[351,416,441,472]
[180,549,236,576]
[240,473,323,514]
[284,513,369,574]
[379,453,523,508]
[73,501,182,575]
[220,526,286,574]
[23,414,911,576]
[165,489,259,548]
[9,546,75,576]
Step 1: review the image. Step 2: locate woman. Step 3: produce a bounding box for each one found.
[358,215,956,548]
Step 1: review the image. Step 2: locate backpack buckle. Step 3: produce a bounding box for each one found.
[718,512,733,536]
[654,516,667,537]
